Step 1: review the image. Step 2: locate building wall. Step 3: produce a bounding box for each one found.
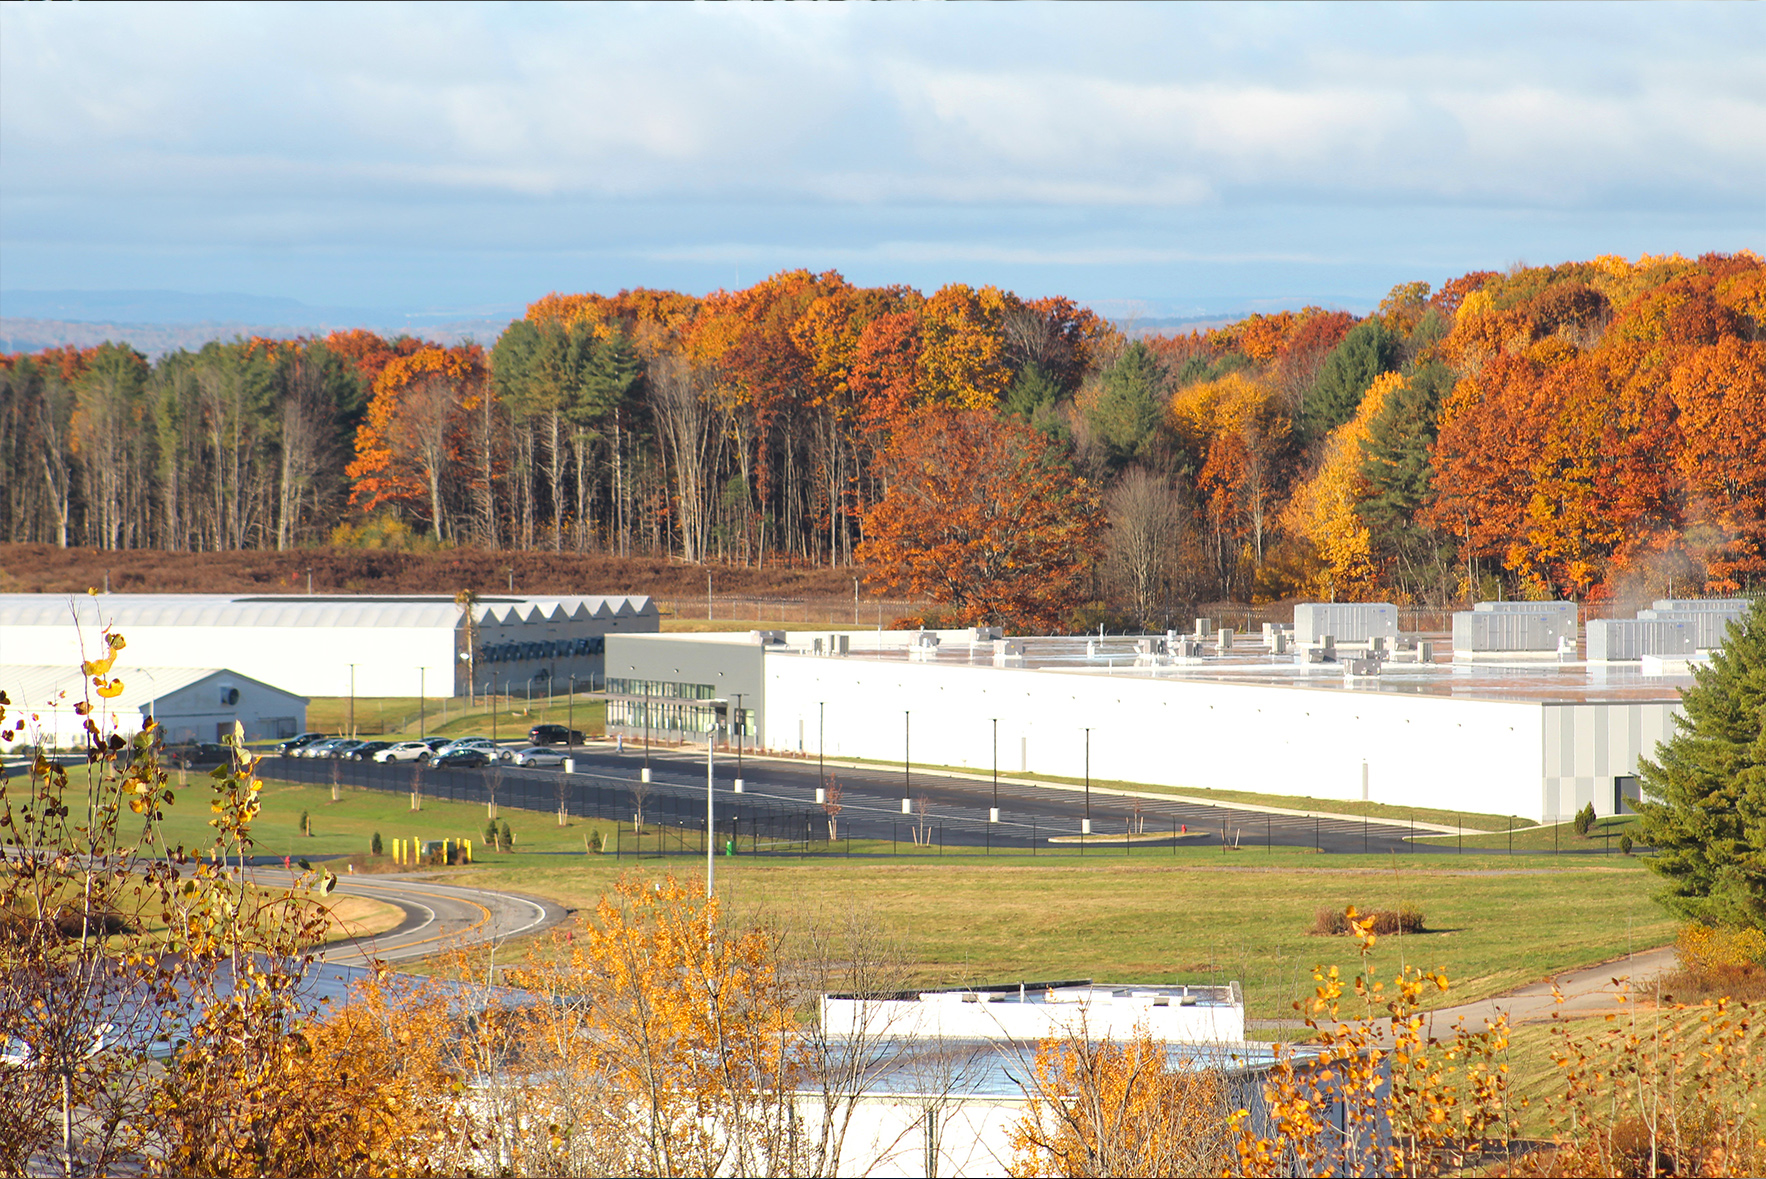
[605,635,767,741]
[762,653,1625,823]
[1543,702,1680,818]
[0,621,460,700]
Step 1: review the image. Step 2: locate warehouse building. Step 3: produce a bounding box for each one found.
[1,663,307,748]
[605,599,1755,824]
[0,592,658,700]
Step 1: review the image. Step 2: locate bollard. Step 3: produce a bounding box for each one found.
[463,837,472,864]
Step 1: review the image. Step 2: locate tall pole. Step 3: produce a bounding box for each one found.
[707,732,715,897]
[568,675,576,753]
[349,664,356,739]
[490,672,498,746]
[904,711,911,804]
[819,702,825,791]
[418,668,425,739]
[733,692,744,778]
[991,717,999,822]
[644,685,651,776]
[1083,727,1092,833]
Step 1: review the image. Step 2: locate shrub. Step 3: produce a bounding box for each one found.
[485,819,499,850]
[371,831,383,856]
[500,819,514,851]
[299,809,311,837]
[1619,832,1634,855]
[1677,922,1766,975]
[1310,905,1424,936]
[1573,802,1597,836]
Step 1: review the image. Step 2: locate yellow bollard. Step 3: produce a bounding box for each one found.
[444,838,452,863]
[463,837,472,864]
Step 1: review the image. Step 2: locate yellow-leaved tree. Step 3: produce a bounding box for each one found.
[1280,372,1404,600]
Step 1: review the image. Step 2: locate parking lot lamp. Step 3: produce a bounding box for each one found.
[568,675,576,753]
[418,668,425,740]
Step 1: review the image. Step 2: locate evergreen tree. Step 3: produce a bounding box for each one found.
[1357,361,1453,590]
[1302,317,1398,441]
[1635,600,1766,928]
[1087,342,1166,472]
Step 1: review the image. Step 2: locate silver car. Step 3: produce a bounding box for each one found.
[511,745,568,767]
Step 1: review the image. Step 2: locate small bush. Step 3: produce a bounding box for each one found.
[1309,905,1424,936]
[1573,802,1596,836]
[500,819,514,851]
[1619,832,1634,855]
[371,831,383,856]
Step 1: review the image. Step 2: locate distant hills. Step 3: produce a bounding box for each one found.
[0,289,519,356]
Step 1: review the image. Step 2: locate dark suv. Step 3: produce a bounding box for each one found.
[276,733,327,756]
[528,724,584,746]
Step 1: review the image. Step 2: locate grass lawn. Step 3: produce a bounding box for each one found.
[30,767,1678,1025]
[436,846,1674,1023]
[1414,814,1641,852]
[290,695,605,743]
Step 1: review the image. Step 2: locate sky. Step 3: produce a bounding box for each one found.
[1,1,1762,323]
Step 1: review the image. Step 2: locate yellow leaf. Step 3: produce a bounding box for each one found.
[82,655,116,677]
[97,678,125,699]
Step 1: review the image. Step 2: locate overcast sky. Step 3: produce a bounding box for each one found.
[2,1,1761,320]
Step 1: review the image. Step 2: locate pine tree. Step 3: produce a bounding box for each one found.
[1635,600,1766,928]
[1357,361,1452,593]
[1302,317,1398,441]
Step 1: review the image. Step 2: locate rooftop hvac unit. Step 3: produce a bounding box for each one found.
[748,630,786,645]
[1474,600,1579,627]
[991,639,1025,667]
[1453,609,1571,652]
[1653,598,1751,613]
[1587,618,1697,661]
[1637,607,1747,650]
[1292,603,1398,644]
[969,626,1002,642]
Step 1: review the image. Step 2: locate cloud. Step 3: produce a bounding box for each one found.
[1,1,1761,306]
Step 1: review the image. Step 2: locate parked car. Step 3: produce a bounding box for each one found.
[347,741,393,761]
[300,738,353,758]
[528,724,585,746]
[437,737,512,761]
[432,747,491,769]
[165,742,230,768]
[326,740,373,759]
[511,745,568,767]
[276,733,327,756]
[374,740,433,763]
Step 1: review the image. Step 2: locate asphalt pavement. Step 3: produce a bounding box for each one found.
[263,740,1476,857]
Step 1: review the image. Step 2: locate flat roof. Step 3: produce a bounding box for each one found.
[748,631,1695,705]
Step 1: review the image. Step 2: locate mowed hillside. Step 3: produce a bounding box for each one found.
[0,543,871,602]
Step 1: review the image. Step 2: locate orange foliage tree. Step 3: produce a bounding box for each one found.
[859,410,1101,631]
[346,345,487,540]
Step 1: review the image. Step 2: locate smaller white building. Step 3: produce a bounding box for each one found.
[822,980,1244,1045]
[1,664,308,749]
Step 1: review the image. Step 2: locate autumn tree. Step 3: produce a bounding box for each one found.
[860,410,1102,632]
[1104,467,1195,630]
[347,345,486,541]
[1282,374,1404,600]
[1357,361,1455,600]
[1085,341,1167,473]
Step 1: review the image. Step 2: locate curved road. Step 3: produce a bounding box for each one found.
[252,868,569,966]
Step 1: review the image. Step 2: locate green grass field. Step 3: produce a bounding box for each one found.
[1414,814,1641,852]
[291,695,606,743]
[22,763,1679,1025]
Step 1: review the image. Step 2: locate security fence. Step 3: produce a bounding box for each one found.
[267,754,829,856]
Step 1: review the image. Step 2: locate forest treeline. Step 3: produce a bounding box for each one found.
[2,253,1762,628]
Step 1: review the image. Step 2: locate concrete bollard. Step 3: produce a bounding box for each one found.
[733,778,744,793]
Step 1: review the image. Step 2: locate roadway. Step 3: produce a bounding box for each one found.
[267,740,1448,856]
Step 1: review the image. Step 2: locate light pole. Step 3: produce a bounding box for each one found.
[901,711,912,815]
[490,672,498,747]
[643,683,652,784]
[1082,727,1092,835]
[990,718,999,823]
[568,675,576,753]
[818,702,826,793]
[348,664,357,739]
[418,668,426,739]
[732,691,745,791]
[707,730,716,897]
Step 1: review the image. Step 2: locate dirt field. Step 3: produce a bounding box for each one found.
[0,543,888,604]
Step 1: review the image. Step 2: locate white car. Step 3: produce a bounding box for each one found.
[511,745,568,767]
[374,741,434,763]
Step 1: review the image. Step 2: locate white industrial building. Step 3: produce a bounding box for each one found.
[605,597,1761,824]
[1,663,308,748]
[0,593,658,700]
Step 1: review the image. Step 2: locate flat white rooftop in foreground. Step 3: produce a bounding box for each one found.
[822,980,1245,1044]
